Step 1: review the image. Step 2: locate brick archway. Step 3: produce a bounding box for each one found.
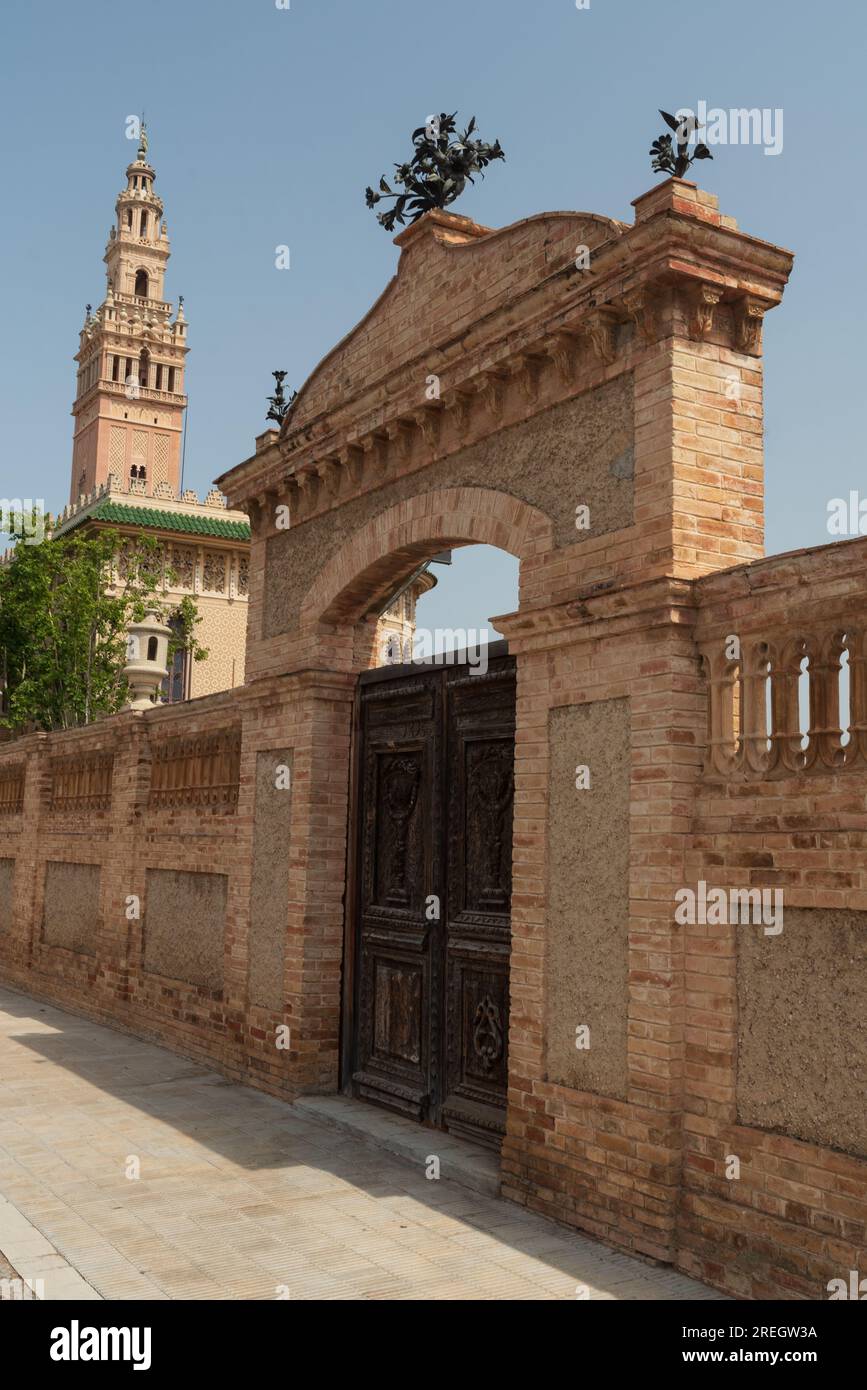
[298,486,552,1138]
[300,486,554,630]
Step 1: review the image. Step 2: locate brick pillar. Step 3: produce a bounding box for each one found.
[278,670,356,1093]
[3,734,46,977]
[96,714,148,1008]
[500,582,703,1263]
[614,178,790,585]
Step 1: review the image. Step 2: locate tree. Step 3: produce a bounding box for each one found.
[365,112,505,232]
[0,525,207,732]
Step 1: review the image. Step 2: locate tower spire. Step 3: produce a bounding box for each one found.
[68,129,189,503]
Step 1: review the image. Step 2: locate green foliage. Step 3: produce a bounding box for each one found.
[171,594,208,670]
[0,527,207,732]
[365,112,505,232]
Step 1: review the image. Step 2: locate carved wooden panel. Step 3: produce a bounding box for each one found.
[353,675,441,1122]
[373,958,423,1065]
[350,654,515,1148]
[443,660,515,1146]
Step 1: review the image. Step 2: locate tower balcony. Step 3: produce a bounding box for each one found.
[117,188,164,209]
[74,378,186,410]
[111,228,169,252]
[112,290,173,316]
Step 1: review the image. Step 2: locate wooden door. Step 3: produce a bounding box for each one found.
[347,648,515,1149]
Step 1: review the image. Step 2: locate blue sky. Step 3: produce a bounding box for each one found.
[1,0,864,637]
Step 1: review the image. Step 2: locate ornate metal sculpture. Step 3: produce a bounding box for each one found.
[365,112,505,232]
[650,109,713,178]
[265,370,297,425]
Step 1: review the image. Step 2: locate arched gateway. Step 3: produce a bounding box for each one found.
[214,179,793,1265]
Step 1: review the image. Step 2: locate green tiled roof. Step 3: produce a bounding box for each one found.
[79,500,250,540]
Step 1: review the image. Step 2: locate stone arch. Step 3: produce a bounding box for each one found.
[300,486,554,630]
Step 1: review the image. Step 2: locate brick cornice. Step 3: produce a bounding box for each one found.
[217,190,793,526]
[495,573,698,652]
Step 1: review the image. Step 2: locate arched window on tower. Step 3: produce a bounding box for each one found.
[125,209,132,229]
[138,348,150,389]
[134,269,148,298]
[140,211,148,237]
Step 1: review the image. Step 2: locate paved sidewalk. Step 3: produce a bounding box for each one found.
[0,985,723,1301]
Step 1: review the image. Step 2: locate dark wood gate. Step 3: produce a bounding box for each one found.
[343,643,515,1150]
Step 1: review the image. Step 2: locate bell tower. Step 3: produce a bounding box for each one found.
[69,125,189,503]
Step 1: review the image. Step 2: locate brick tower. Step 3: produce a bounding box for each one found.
[69,125,189,503]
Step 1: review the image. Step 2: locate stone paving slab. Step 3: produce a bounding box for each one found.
[0,984,725,1301]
